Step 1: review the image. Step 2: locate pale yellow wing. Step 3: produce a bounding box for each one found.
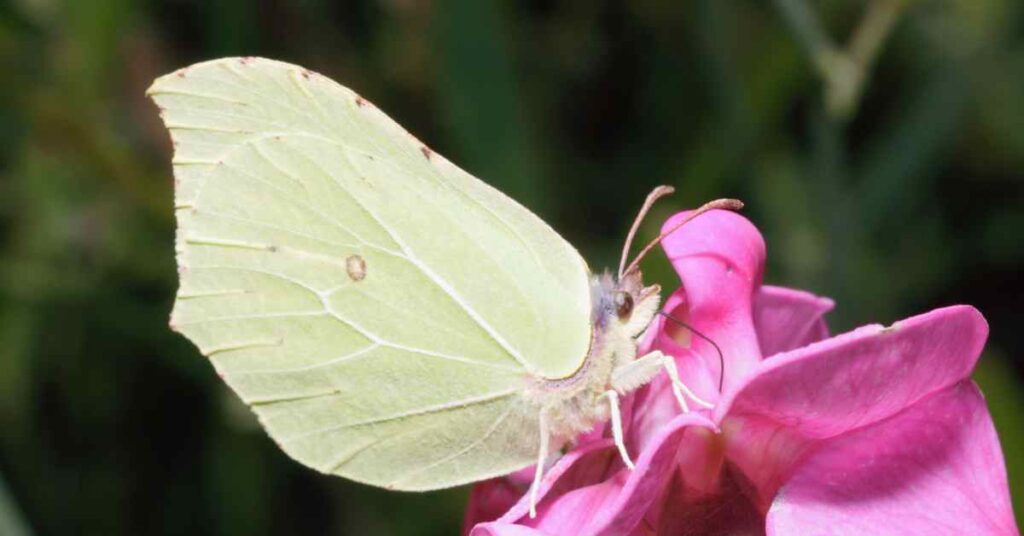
[148,57,592,489]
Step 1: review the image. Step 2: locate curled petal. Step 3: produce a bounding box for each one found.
[767,381,1019,535]
[643,289,722,410]
[753,285,834,357]
[658,209,767,394]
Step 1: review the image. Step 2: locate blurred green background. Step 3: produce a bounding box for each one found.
[1,0,1022,534]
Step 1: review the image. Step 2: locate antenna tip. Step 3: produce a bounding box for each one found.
[709,198,744,211]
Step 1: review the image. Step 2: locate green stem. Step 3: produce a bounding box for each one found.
[849,0,907,66]
[772,0,840,77]
[774,0,909,121]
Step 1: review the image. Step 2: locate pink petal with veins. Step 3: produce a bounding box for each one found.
[717,305,989,503]
[767,381,1019,535]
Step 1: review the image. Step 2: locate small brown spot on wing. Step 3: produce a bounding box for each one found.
[301,69,312,79]
[420,146,432,160]
[346,255,367,281]
[355,96,366,107]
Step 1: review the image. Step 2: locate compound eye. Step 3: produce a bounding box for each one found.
[614,291,634,321]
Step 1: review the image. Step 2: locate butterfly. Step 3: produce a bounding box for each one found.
[148,57,739,515]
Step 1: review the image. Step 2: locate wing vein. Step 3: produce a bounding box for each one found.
[318,415,447,475]
[191,70,335,134]
[388,403,517,487]
[334,286,510,363]
[235,344,380,375]
[174,310,325,326]
[197,208,363,252]
[185,265,520,371]
[325,146,535,373]
[221,151,400,255]
[149,88,249,105]
[280,389,518,443]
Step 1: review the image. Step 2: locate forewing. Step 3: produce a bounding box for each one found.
[149,58,591,489]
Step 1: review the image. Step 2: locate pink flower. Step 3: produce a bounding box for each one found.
[464,210,1019,535]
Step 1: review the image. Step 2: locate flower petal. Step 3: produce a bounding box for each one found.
[478,414,717,536]
[489,439,616,526]
[718,305,988,436]
[753,285,833,357]
[642,289,723,412]
[463,468,535,532]
[767,381,1020,535]
[658,209,766,394]
[470,523,554,536]
[650,464,766,535]
[716,305,988,505]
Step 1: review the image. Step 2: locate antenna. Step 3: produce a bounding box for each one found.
[622,198,743,278]
[658,311,726,393]
[618,185,676,278]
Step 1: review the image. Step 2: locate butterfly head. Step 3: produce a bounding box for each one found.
[591,270,660,339]
[608,187,740,339]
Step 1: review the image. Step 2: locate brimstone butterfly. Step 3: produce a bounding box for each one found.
[148,57,739,514]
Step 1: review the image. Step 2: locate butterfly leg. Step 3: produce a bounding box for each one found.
[611,351,712,413]
[658,352,714,410]
[529,411,550,519]
[610,350,664,393]
[611,350,688,412]
[601,390,635,470]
